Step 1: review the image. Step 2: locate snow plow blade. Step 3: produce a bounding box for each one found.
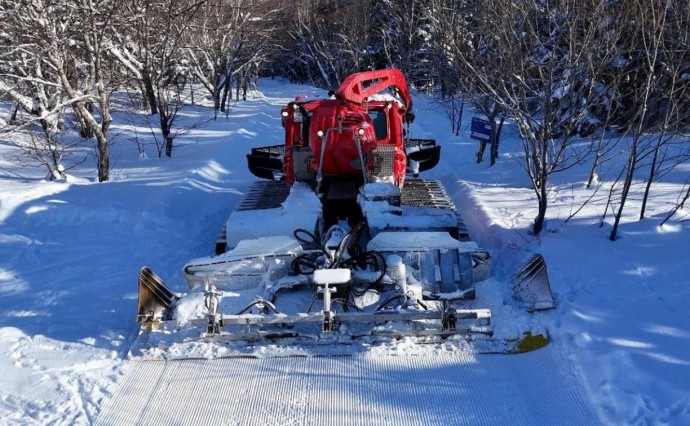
[129,182,553,361]
[512,254,556,311]
[136,267,178,324]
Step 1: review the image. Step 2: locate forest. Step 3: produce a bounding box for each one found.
[1,0,689,237]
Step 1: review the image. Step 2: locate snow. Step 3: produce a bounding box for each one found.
[183,235,303,291]
[368,231,480,252]
[224,182,321,247]
[1,79,690,425]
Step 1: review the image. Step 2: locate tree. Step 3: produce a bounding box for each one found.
[2,126,86,180]
[185,0,280,114]
[272,0,377,87]
[454,0,620,234]
[637,3,690,220]
[0,0,119,182]
[373,0,434,88]
[108,0,203,157]
[608,0,690,240]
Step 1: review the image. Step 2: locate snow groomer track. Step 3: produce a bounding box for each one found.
[96,346,599,425]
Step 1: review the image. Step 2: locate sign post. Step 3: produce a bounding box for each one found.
[470,117,492,142]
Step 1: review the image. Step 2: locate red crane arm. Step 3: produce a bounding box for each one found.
[335,68,411,111]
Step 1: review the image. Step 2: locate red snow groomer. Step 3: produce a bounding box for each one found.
[132,69,554,360]
[247,68,440,229]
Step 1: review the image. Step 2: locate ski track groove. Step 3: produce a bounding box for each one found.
[96,347,600,425]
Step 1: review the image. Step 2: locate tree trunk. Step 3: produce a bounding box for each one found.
[220,75,231,112]
[213,74,222,111]
[490,116,505,166]
[159,107,172,158]
[586,151,602,189]
[235,74,241,102]
[660,182,690,226]
[165,136,173,158]
[79,102,95,138]
[142,71,159,115]
[456,101,464,136]
[9,102,20,124]
[532,128,549,234]
[72,102,110,181]
[610,148,637,240]
[242,77,248,101]
[533,177,548,234]
[476,140,487,163]
[190,75,195,106]
[156,85,173,158]
[96,131,109,182]
[640,139,662,219]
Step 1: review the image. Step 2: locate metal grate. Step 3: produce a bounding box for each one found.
[369,144,396,179]
[293,146,316,182]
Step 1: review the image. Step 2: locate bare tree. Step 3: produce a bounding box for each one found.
[273,0,377,87]
[435,95,465,136]
[2,126,87,180]
[185,0,278,114]
[607,0,684,240]
[637,4,690,220]
[375,0,433,88]
[108,0,203,157]
[426,0,464,98]
[660,173,690,226]
[0,0,119,182]
[454,0,619,234]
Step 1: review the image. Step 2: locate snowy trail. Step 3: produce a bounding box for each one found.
[96,346,599,426]
[6,79,689,424]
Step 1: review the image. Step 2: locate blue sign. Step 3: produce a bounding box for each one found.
[470,117,491,142]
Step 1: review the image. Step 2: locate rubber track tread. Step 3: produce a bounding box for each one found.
[236,181,290,211]
[401,178,471,241]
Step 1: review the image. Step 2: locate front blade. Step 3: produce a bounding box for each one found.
[137,267,178,323]
[129,327,549,360]
[512,254,556,311]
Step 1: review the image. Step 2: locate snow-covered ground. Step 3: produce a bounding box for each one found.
[1,79,689,425]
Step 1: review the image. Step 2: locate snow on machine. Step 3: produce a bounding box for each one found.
[131,69,555,360]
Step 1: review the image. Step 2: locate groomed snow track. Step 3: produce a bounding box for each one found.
[96,346,600,425]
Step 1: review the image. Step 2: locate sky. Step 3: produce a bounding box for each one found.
[0,78,689,425]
